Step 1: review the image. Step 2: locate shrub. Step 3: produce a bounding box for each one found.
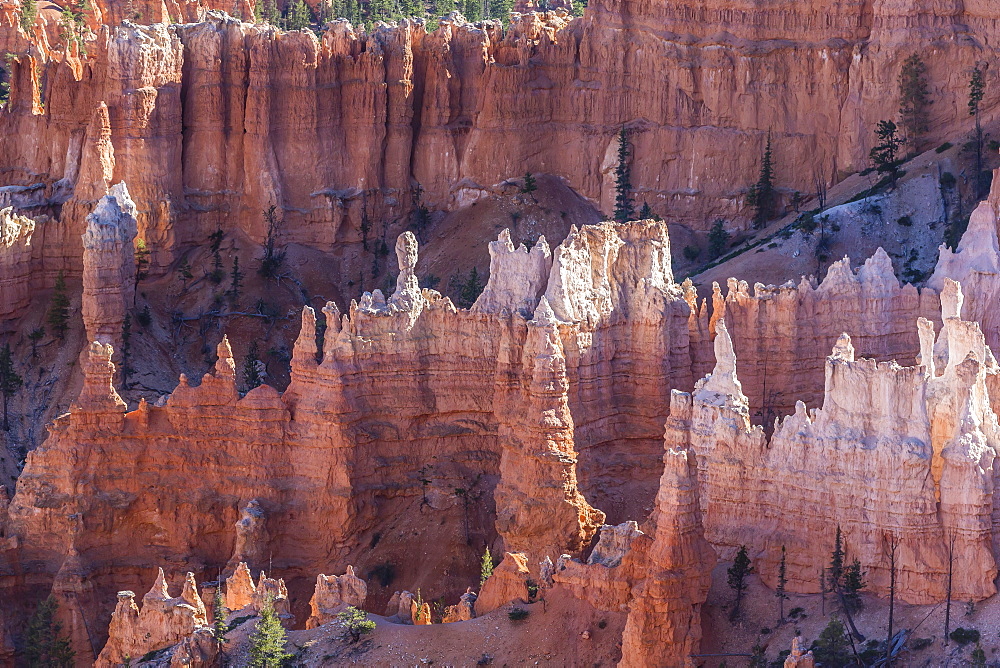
[682,245,701,261]
[897,215,913,226]
[949,627,980,645]
[336,606,375,643]
[936,142,954,153]
[25,596,74,667]
[788,607,805,619]
[508,607,529,621]
[940,172,957,188]
[909,637,932,651]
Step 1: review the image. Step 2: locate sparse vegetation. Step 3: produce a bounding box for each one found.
[0,343,22,431]
[213,586,228,646]
[775,545,789,621]
[480,546,494,587]
[521,172,537,195]
[613,126,635,223]
[936,142,953,153]
[134,238,150,286]
[27,327,44,358]
[949,627,980,645]
[727,545,752,621]
[811,619,851,667]
[707,219,730,259]
[843,558,866,612]
[259,206,287,278]
[336,606,375,643]
[869,120,904,188]
[746,132,776,229]
[25,596,75,668]
[682,245,701,262]
[242,341,264,392]
[969,64,987,195]
[19,0,37,33]
[899,54,930,149]
[47,271,70,339]
[456,267,484,309]
[247,599,291,668]
[508,607,529,621]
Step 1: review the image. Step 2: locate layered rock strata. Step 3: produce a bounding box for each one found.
[81,182,138,348]
[671,309,1000,604]
[3,220,690,656]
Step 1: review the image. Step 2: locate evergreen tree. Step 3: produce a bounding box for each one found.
[27,327,44,358]
[462,0,481,21]
[488,0,511,20]
[869,120,904,188]
[178,257,193,289]
[843,558,866,612]
[213,586,228,647]
[25,596,75,668]
[284,0,312,30]
[969,64,987,195]
[47,270,70,339]
[242,341,263,392]
[210,228,225,283]
[727,545,752,621]
[20,0,37,33]
[898,54,930,148]
[480,546,494,587]
[247,599,290,668]
[521,172,537,195]
[434,0,455,15]
[121,313,132,389]
[336,606,375,643]
[811,619,851,667]
[776,545,789,621]
[458,267,484,308]
[0,343,22,432]
[707,219,730,259]
[747,132,776,229]
[613,126,634,223]
[229,255,244,302]
[134,238,150,287]
[260,0,279,24]
[829,525,845,591]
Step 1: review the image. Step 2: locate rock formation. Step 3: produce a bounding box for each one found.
[81,182,138,349]
[305,567,367,629]
[0,207,34,332]
[96,569,212,668]
[670,308,1000,604]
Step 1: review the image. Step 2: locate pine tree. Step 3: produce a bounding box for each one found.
[213,586,228,647]
[869,120,904,188]
[727,545,752,621]
[27,327,44,358]
[242,341,263,392]
[134,238,150,286]
[229,255,244,302]
[458,267,484,308]
[480,546,494,587]
[434,0,455,15]
[521,172,537,195]
[843,558,866,612]
[707,219,730,259]
[284,0,312,30]
[25,596,75,668]
[811,619,851,667]
[969,64,987,196]
[829,525,845,592]
[488,0,511,20]
[20,0,37,33]
[47,270,70,339]
[0,343,22,432]
[613,126,634,223]
[747,132,776,229]
[462,0,481,21]
[247,599,290,668]
[178,257,193,288]
[898,54,930,149]
[336,606,375,643]
[121,313,132,389]
[776,545,789,621]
